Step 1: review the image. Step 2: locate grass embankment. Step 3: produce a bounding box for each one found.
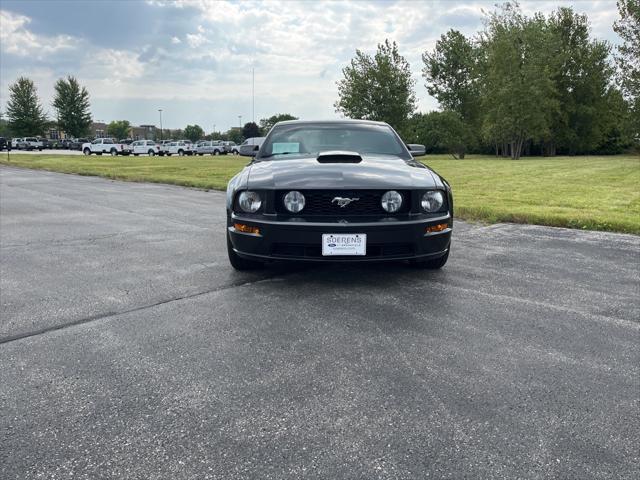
[1,153,638,234]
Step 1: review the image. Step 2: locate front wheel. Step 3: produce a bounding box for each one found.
[213,150,220,156]
[178,149,184,156]
[83,148,91,156]
[227,234,263,270]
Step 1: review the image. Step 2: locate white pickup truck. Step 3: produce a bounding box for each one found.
[82,138,132,156]
[164,140,194,156]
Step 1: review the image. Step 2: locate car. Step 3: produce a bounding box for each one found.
[221,141,237,154]
[0,137,7,150]
[195,140,225,156]
[238,137,265,156]
[18,137,43,150]
[82,138,132,156]
[69,138,89,150]
[40,138,55,149]
[165,140,193,156]
[10,138,24,149]
[158,140,173,154]
[226,120,452,270]
[131,140,162,156]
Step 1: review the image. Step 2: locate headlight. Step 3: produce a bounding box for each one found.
[421,191,444,212]
[238,191,262,213]
[283,190,305,213]
[381,190,403,213]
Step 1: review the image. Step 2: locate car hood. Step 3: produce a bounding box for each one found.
[247,155,438,190]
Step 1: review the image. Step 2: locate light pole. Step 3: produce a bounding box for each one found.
[158,109,163,141]
[238,115,242,128]
[213,124,216,138]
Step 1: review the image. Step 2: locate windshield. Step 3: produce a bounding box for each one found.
[257,123,409,160]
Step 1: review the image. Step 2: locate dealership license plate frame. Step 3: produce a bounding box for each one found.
[322,233,367,256]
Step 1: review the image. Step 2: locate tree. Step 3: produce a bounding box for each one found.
[5,77,47,137]
[403,111,473,158]
[184,124,204,142]
[52,76,92,138]
[242,122,261,139]
[546,8,614,155]
[227,128,243,144]
[479,4,559,159]
[259,113,298,133]
[613,0,640,144]
[107,120,131,139]
[335,39,416,130]
[422,30,480,157]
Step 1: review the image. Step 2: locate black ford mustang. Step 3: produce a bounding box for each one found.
[226,120,453,270]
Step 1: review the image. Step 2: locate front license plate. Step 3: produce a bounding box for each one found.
[322,233,367,256]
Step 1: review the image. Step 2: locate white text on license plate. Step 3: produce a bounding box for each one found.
[322,234,367,256]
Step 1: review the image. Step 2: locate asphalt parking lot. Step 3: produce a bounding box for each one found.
[1,166,638,479]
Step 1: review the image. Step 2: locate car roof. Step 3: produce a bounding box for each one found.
[273,119,389,127]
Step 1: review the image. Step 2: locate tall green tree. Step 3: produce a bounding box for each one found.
[613,0,640,143]
[546,8,614,155]
[5,77,47,137]
[422,30,479,157]
[259,113,298,133]
[184,124,204,142]
[479,4,559,159]
[106,120,131,139]
[242,122,261,139]
[335,39,416,130]
[52,76,92,138]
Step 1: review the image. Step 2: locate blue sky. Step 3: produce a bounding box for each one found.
[0,0,621,132]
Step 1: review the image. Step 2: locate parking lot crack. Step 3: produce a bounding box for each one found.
[0,275,280,346]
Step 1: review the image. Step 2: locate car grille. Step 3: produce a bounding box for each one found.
[274,190,411,216]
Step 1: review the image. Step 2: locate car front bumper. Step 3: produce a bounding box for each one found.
[228,213,452,262]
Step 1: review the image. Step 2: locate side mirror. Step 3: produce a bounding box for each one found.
[407,144,426,157]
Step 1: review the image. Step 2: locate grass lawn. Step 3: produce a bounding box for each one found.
[1,152,638,234]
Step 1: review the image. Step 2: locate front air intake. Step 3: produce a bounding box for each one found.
[316,151,362,163]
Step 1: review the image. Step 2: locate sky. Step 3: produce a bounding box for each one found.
[0,0,622,132]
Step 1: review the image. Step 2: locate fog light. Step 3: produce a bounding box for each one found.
[426,223,449,233]
[234,223,260,235]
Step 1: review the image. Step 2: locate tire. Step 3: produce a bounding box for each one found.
[178,149,184,156]
[166,153,172,156]
[83,148,91,156]
[213,150,220,156]
[411,249,449,269]
[148,150,155,156]
[227,233,263,270]
[133,153,139,156]
[110,148,117,156]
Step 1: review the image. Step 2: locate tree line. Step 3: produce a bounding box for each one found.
[335,1,639,159]
[0,74,299,144]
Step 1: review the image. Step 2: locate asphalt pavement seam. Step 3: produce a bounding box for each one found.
[0,274,282,346]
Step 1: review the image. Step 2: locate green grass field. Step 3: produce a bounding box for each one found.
[1,152,638,234]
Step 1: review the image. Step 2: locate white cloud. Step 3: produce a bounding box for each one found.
[171,36,181,44]
[0,10,75,57]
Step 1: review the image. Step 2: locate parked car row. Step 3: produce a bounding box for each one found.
[0,136,243,157]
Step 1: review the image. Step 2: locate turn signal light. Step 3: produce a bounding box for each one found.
[234,223,260,235]
[426,223,449,234]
